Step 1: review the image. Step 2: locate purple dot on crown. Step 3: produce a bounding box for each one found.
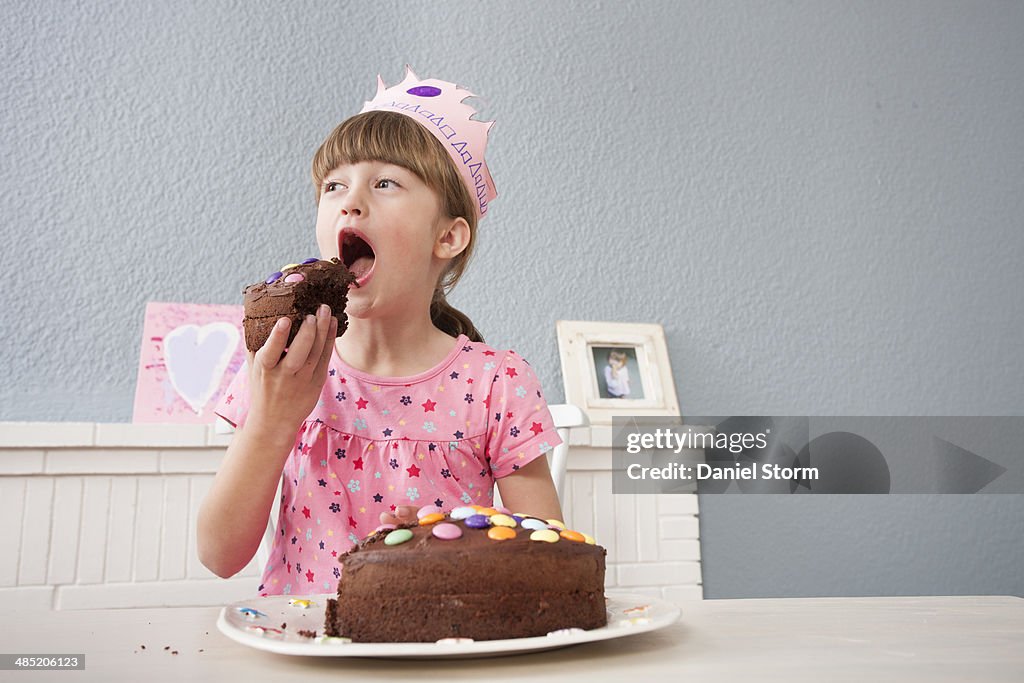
[301,258,318,264]
[407,85,441,98]
[265,271,283,284]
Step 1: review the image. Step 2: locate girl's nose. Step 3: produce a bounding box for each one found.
[339,187,365,217]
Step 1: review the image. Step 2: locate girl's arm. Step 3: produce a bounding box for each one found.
[197,308,337,578]
[495,456,563,522]
[197,418,298,577]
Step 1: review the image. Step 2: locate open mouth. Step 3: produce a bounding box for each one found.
[339,229,376,284]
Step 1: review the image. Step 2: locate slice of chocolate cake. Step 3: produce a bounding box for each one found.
[242,257,356,351]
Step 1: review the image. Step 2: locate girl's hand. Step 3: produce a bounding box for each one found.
[379,505,419,526]
[247,304,337,432]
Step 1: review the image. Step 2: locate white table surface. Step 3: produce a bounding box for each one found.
[4,595,1022,682]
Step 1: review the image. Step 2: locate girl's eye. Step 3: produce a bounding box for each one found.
[376,178,399,189]
[324,181,342,193]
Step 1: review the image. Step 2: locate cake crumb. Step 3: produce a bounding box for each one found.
[297,629,318,638]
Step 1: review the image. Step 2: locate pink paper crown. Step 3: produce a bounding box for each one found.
[360,66,497,218]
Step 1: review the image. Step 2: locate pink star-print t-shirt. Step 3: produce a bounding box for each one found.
[214,334,562,596]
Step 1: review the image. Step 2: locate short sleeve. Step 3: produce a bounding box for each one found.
[484,351,563,478]
[213,364,251,429]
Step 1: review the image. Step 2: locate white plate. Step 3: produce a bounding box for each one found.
[217,592,680,659]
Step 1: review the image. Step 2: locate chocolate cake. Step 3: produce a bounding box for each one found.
[323,507,607,642]
[242,258,356,351]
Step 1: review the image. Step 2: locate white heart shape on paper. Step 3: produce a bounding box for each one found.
[164,322,240,414]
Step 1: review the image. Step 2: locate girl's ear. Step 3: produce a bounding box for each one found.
[434,216,471,261]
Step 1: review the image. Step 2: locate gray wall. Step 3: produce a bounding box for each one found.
[3,1,1022,598]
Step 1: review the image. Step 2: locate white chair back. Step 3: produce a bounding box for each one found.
[546,403,588,502]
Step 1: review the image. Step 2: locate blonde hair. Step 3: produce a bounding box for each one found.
[311,110,483,342]
[608,350,628,364]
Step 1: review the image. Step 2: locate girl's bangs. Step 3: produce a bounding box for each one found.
[312,112,441,191]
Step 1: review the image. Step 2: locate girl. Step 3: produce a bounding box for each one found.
[197,69,564,596]
[604,349,631,398]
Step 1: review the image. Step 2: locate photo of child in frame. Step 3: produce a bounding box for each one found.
[592,345,645,399]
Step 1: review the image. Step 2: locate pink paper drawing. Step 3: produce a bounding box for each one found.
[133,302,245,423]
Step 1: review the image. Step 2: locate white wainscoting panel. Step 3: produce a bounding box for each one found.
[0,422,703,609]
[561,462,703,604]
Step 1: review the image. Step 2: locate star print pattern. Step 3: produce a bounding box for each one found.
[214,333,561,598]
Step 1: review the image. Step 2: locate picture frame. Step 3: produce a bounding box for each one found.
[133,302,245,424]
[555,320,680,425]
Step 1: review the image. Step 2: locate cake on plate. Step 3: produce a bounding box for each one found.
[242,257,356,351]
[323,507,607,642]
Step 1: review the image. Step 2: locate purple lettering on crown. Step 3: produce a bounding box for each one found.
[415,107,436,122]
[450,141,473,164]
[388,102,457,139]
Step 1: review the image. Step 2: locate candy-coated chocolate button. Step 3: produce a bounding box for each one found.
[281,263,299,270]
[489,514,517,528]
[373,524,396,534]
[546,519,566,530]
[384,529,413,546]
[449,506,476,520]
[560,529,585,542]
[301,258,318,264]
[529,529,560,543]
[284,273,305,283]
[418,513,444,525]
[265,271,283,284]
[464,514,491,529]
[475,507,499,516]
[582,533,596,545]
[495,506,512,515]
[237,607,267,619]
[488,526,516,541]
[520,518,548,531]
[431,523,463,540]
[417,504,441,519]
